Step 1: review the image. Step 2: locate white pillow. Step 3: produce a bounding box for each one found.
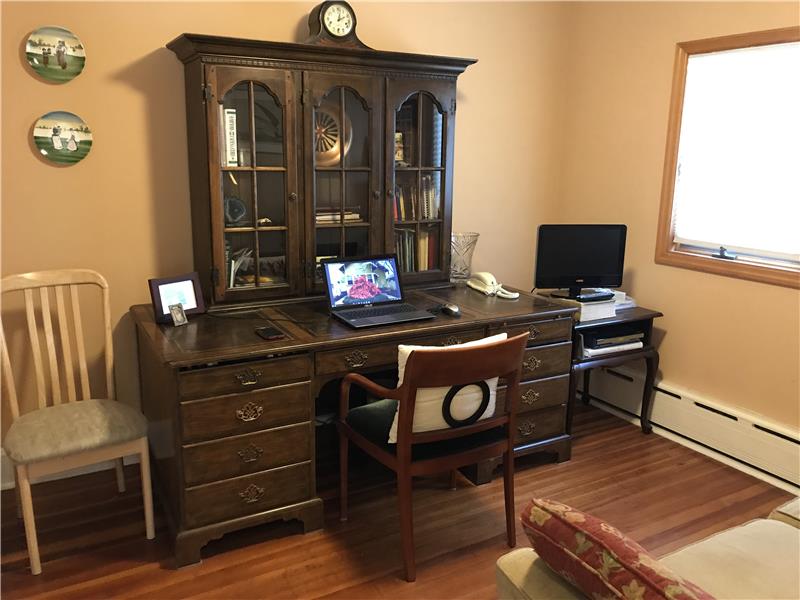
[387,333,508,443]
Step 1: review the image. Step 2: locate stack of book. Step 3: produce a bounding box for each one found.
[581,330,645,357]
[395,229,415,272]
[316,211,361,224]
[393,186,416,222]
[420,175,438,220]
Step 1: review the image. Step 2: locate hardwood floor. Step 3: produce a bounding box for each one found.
[1,405,792,599]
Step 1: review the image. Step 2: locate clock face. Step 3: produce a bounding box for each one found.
[323,4,353,37]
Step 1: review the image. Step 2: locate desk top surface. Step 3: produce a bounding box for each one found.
[130,286,575,367]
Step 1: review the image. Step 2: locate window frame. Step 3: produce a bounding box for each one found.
[656,26,800,289]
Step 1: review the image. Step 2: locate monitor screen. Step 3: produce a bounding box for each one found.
[535,224,627,290]
[322,256,403,309]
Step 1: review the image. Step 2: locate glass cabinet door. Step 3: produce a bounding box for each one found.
[208,66,299,301]
[387,81,455,281]
[304,74,382,290]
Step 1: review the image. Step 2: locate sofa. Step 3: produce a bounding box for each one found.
[496,497,800,600]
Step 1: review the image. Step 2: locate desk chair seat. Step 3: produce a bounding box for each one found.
[346,398,506,461]
[4,399,147,464]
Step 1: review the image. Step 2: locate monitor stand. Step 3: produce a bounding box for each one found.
[551,287,614,303]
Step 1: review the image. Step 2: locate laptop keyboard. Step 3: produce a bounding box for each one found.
[345,303,420,319]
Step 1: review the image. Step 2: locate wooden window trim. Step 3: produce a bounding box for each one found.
[655,26,800,289]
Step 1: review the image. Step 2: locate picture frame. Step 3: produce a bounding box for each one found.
[148,272,206,324]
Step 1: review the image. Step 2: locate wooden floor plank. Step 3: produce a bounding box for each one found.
[1,405,793,599]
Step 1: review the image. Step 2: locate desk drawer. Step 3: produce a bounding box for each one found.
[184,462,312,528]
[179,355,311,400]
[183,422,312,486]
[496,375,569,415]
[315,328,485,375]
[514,405,566,446]
[181,382,310,443]
[489,317,571,347]
[521,342,572,380]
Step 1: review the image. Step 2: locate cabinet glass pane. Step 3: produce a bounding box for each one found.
[419,224,440,271]
[395,95,417,167]
[420,94,444,168]
[394,225,416,273]
[226,232,256,288]
[253,84,283,167]
[315,91,344,167]
[256,171,285,227]
[344,172,369,223]
[316,228,341,280]
[221,82,251,167]
[345,228,368,257]
[315,172,341,224]
[257,231,287,286]
[223,171,253,228]
[393,171,417,223]
[344,89,369,168]
[420,171,442,220]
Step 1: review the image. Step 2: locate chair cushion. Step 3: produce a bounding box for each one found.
[3,399,147,464]
[769,497,800,529]
[387,333,508,443]
[346,398,506,461]
[520,498,715,600]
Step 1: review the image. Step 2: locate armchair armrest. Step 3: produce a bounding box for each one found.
[339,372,401,420]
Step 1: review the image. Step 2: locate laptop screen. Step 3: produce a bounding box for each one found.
[322,256,403,309]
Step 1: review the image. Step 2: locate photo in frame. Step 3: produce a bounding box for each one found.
[148,272,206,324]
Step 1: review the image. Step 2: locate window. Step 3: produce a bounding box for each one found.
[656,27,800,288]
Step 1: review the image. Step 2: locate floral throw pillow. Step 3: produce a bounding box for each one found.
[520,498,716,600]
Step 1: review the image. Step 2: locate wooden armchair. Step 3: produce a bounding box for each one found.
[337,332,529,581]
[1,269,154,574]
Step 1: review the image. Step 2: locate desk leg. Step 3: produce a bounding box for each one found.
[641,351,659,434]
[582,370,592,405]
[566,366,578,435]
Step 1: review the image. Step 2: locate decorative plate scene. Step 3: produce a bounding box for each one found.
[33,111,92,165]
[26,26,86,83]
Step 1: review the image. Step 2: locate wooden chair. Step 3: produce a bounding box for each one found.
[337,332,529,582]
[0,269,154,575]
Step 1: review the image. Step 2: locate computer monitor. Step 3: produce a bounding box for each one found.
[321,255,403,309]
[534,224,627,298]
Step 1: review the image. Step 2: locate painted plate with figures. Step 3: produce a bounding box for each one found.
[33,111,92,165]
[26,26,86,83]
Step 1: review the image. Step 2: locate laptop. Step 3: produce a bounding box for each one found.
[321,255,435,329]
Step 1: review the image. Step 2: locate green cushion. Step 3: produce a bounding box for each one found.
[3,399,147,464]
[346,398,506,461]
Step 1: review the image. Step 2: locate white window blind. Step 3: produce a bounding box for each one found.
[673,41,800,264]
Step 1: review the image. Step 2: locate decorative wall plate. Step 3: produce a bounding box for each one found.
[26,26,85,83]
[33,111,92,165]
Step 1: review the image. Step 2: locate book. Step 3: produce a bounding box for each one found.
[551,296,616,322]
[417,230,429,271]
[583,341,643,358]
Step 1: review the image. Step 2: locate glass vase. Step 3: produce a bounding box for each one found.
[450,232,479,282]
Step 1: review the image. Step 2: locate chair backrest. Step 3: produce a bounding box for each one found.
[395,332,529,447]
[1,269,114,421]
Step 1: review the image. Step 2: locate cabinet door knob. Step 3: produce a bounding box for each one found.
[518,421,536,437]
[235,367,262,386]
[237,443,264,463]
[344,349,369,368]
[528,326,541,340]
[238,483,265,504]
[521,389,540,405]
[289,192,298,202]
[235,401,264,422]
[373,190,381,200]
[523,356,543,372]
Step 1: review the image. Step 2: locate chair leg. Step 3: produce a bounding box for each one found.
[503,450,516,548]
[449,469,458,490]
[115,458,126,493]
[397,474,416,582]
[14,472,23,519]
[16,465,42,575]
[339,431,349,522]
[138,438,155,540]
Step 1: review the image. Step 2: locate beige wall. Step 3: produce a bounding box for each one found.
[2,2,797,433]
[557,3,799,428]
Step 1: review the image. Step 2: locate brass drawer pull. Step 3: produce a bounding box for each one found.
[523,356,543,372]
[344,349,369,368]
[521,389,540,405]
[235,367,262,387]
[443,336,463,346]
[237,443,264,463]
[235,401,264,422]
[238,483,265,504]
[528,326,541,340]
[518,421,536,437]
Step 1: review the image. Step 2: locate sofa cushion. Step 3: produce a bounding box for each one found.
[661,519,800,600]
[768,497,800,529]
[4,399,147,464]
[496,547,581,600]
[520,498,715,600]
[387,333,507,443]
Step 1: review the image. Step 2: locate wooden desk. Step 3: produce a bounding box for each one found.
[131,286,576,566]
[567,307,663,434]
